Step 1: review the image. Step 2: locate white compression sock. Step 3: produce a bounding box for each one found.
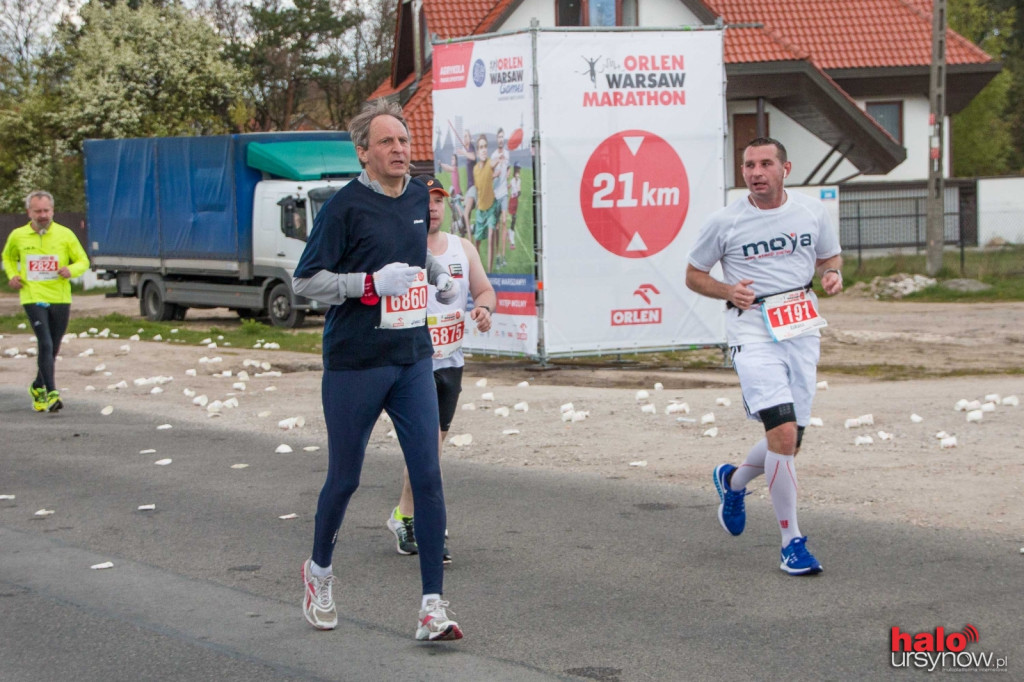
[729,438,768,490]
[765,451,801,545]
[421,593,442,610]
[310,561,332,578]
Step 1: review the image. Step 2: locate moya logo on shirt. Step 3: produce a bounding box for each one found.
[741,232,812,259]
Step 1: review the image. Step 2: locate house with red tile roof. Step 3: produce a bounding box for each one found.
[369,0,998,186]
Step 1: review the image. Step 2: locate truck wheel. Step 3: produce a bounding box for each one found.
[141,282,177,322]
[267,282,305,328]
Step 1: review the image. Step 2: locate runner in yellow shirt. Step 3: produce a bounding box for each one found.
[2,190,90,412]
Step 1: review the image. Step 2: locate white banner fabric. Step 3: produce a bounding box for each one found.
[431,33,538,357]
[536,31,726,355]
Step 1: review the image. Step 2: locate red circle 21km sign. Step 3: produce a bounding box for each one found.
[579,130,690,258]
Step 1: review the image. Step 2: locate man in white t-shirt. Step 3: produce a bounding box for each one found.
[387,175,497,565]
[686,137,844,576]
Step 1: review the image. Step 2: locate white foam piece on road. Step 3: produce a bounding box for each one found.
[809,417,824,427]
[275,444,293,454]
[640,404,656,414]
[154,459,172,466]
[494,406,510,417]
[90,562,114,570]
[1002,395,1019,407]
[560,402,574,414]
[475,378,487,387]
[981,402,996,413]
[230,463,249,469]
[716,397,732,407]
[629,460,648,467]
[816,381,829,390]
[844,418,861,429]
[303,446,320,452]
[481,392,495,401]
[156,424,172,430]
[35,509,55,517]
[502,429,520,436]
[517,381,529,388]
[665,402,690,415]
[910,414,923,423]
[278,513,298,520]
[854,435,874,446]
[635,390,649,401]
[703,427,719,438]
[940,436,958,448]
[100,406,114,416]
[449,433,473,447]
[514,401,529,412]
[139,449,156,455]
[701,412,715,425]
[137,504,155,511]
[966,410,983,423]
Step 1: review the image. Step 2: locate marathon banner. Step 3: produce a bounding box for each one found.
[432,33,538,357]
[536,31,726,355]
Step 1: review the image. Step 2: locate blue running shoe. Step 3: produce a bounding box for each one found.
[713,463,747,536]
[780,536,823,575]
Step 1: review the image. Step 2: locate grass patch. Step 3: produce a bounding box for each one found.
[834,245,1024,301]
[0,312,324,354]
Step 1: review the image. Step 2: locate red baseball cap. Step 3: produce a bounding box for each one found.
[417,175,450,197]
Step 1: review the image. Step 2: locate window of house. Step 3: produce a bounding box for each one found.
[866,101,903,144]
[557,0,637,27]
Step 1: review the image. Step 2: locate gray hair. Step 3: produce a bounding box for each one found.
[25,190,54,210]
[348,99,409,152]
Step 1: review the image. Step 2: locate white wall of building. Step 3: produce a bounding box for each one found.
[500,0,703,31]
[978,176,1024,246]
[725,97,950,186]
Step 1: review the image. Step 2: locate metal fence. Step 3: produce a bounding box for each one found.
[838,180,976,266]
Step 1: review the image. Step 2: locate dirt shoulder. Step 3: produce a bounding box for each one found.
[2,291,1022,542]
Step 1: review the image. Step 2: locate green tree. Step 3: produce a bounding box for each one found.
[0,0,246,211]
[229,0,362,130]
[949,0,1020,176]
[55,0,246,143]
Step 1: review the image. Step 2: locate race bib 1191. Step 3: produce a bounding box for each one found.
[760,289,827,342]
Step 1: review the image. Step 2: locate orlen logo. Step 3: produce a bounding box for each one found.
[890,624,1007,672]
[611,283,662,326]
[741,231,812,259]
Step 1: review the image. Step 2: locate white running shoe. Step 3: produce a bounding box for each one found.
[301,558,337,630]
[415,599,463,641]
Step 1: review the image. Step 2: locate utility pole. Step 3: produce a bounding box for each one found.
[926,0,947,276]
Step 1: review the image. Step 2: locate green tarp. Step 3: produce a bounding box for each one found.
[246,140,361,180]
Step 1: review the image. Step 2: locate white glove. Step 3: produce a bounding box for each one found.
[373,263,420,297]
[435,273,459,304]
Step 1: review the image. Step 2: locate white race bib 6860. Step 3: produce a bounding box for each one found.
[379,269,428,329]
[760,289,827,342]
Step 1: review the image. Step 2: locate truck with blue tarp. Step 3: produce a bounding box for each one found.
[84,132,361,327]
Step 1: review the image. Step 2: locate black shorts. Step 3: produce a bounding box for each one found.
[434,366,464,432]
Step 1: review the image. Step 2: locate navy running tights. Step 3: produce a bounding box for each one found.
[24,303,70,392]
[312,357,446,595]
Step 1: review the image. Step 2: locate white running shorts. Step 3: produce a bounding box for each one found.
[731,335,820,426]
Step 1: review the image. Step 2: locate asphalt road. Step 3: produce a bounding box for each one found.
[1,386,1020,681]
